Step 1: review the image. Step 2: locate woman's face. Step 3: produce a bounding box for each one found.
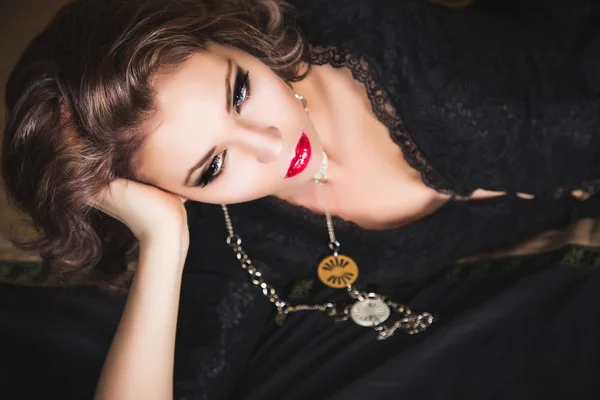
[137,43,324,204]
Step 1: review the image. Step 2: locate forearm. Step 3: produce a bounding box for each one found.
[94,235,187,400]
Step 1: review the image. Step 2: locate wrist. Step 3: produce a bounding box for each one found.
[138,221,189,247]
[138,228,190,271]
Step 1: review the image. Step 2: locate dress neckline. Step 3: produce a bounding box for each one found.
[308,45,455,195]
[257,45,458,236]
[216,45,537,285]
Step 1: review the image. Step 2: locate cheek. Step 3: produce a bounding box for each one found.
[223,154,276,195]
[249,72,296,116]
[147,161,187,193]
[139,140,201,192]
[183,155,280,204]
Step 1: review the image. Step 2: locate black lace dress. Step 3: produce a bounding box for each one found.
[1,1,600,399]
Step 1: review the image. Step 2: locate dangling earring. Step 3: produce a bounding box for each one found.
[313,151,328,182]
[285,80,308,112]
[220,89,434,340]
[294,92,308,113]
[293,90,326,181]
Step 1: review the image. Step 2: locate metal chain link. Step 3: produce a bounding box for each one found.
[346,284,434,339]
[317,181,337,245]
[220,204,435,340]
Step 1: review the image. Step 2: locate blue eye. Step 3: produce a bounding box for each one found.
[194,150,227,188]
[193,70,249,188]
[233,70,250,113]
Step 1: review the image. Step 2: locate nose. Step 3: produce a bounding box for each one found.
[231,121,284,163]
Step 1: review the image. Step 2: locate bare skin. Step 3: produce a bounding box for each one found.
[137,44,515,232]
[94,179,188,400]
[285,61,516,229]
[94,44,538,398]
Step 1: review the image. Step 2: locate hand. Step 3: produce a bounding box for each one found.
[93,179,190,400]
[94,179,189,245]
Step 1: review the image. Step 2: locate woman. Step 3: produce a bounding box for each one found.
[2,0,600,398]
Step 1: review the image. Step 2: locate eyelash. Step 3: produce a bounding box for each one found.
[196,149,227,188]
[195,69,250,187]
[233,70,250,114]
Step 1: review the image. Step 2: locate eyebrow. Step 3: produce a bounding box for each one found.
[184,146,217,186]
[184,58,233,187]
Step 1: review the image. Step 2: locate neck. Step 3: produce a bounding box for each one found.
[290,63,342,164]
[282,63,449,229]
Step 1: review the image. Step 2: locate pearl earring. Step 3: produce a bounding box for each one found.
[293,90,326,181]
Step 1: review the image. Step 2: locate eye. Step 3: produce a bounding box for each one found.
[233,70,250,114]
[195,150,227,188]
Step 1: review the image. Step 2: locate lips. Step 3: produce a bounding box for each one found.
[285,132,311,179]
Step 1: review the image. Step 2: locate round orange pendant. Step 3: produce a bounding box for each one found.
[317,254,359,289]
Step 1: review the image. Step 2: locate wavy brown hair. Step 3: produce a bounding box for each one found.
[2,0,308,290]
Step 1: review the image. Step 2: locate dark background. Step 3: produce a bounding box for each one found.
[0,0,70,261]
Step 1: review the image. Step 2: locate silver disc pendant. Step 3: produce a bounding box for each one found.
[350,298,391,327]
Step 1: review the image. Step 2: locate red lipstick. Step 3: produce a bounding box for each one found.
[285,132,311,179]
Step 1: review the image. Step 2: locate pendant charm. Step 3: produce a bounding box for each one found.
[350,298,391,327]
[317,254,359,289]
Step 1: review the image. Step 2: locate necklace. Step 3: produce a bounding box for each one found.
[220,180,434,340]
[219,93,434,341]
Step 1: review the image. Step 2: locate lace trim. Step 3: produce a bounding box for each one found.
[307,47,599,202]
[309,45,454,195]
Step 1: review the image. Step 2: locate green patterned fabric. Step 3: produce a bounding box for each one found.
[286,245,600,301]
[1,245,600,289]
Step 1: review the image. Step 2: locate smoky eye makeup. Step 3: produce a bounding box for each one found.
[194,149,227,188]
[233,68,250,113]
[191,65,251,188]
